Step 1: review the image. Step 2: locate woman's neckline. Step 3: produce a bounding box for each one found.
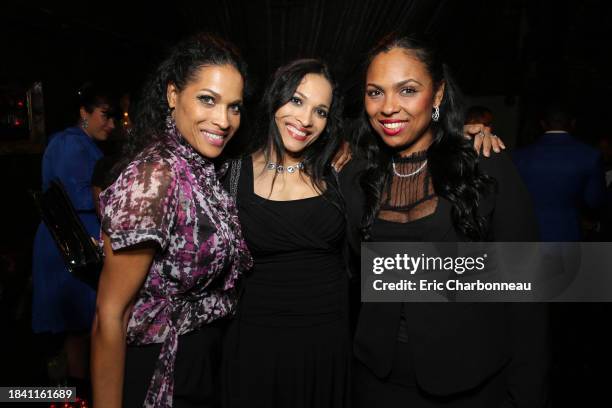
[375,196,443,226]
[393,149,428,163]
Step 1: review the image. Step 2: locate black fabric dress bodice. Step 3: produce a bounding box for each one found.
[235,156,347,327]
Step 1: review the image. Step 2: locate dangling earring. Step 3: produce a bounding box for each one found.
[165,106,175,128]
[431,106,440,122]
[82,118,89,129]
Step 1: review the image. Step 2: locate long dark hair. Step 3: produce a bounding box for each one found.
[249,58,344,200]
[356,34,495,241]
[117,33,248,170]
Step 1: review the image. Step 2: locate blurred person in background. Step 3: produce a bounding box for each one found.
[31,83,116,394]
[513,102,607,241]
[597,133,612,240]
[465,105,494,129]
[91,92,133,217]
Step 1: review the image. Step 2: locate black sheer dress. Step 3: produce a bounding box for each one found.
[340,151,549,408]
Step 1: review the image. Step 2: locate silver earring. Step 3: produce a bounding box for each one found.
[432,106,440,122]
[82,119,89,129]
[165,107,175,129]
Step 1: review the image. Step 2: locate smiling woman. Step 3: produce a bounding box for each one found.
[274,73,332,154]
[91,33,252,408]
[222,59,350,408]
[340,33,549,408]
[167,64,244,157]
[364,47,444,154]
[245,58,344,200]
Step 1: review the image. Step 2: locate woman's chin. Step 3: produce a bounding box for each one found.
[379,135,410,149]
[282,142,307,156]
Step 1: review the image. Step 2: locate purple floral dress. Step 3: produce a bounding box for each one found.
[100,120,252,408]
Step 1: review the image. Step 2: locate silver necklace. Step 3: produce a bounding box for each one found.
[391,157,427,178]
[266,161,304,174]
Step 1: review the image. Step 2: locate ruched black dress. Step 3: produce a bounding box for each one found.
[223,156,350,408]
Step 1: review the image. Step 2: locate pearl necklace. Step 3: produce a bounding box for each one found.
[391,156,428,178]
[266,161,304,174]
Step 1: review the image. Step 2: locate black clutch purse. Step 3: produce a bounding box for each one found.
[31,180,102,289]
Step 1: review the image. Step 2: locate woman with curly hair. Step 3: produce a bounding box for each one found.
[340,34,549,407]
[91,33,252,408]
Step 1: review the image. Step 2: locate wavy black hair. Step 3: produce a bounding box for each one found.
[249,58,344,201]
[355,34,495,241]
[117,33,248,170]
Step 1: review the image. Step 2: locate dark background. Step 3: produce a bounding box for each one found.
[3,1,611,135]
[1,1,611,406]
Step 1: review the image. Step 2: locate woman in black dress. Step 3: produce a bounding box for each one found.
[223,59,350,408]
[340,34,549,407]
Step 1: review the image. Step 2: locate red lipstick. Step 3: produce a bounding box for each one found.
[378,119,408,136]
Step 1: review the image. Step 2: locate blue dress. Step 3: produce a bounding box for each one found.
[32,126,103,333]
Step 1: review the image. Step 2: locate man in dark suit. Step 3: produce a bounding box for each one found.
[513,104,607,241]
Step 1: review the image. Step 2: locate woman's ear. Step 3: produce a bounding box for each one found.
[167,83,178,109]
[434,81,445,107]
